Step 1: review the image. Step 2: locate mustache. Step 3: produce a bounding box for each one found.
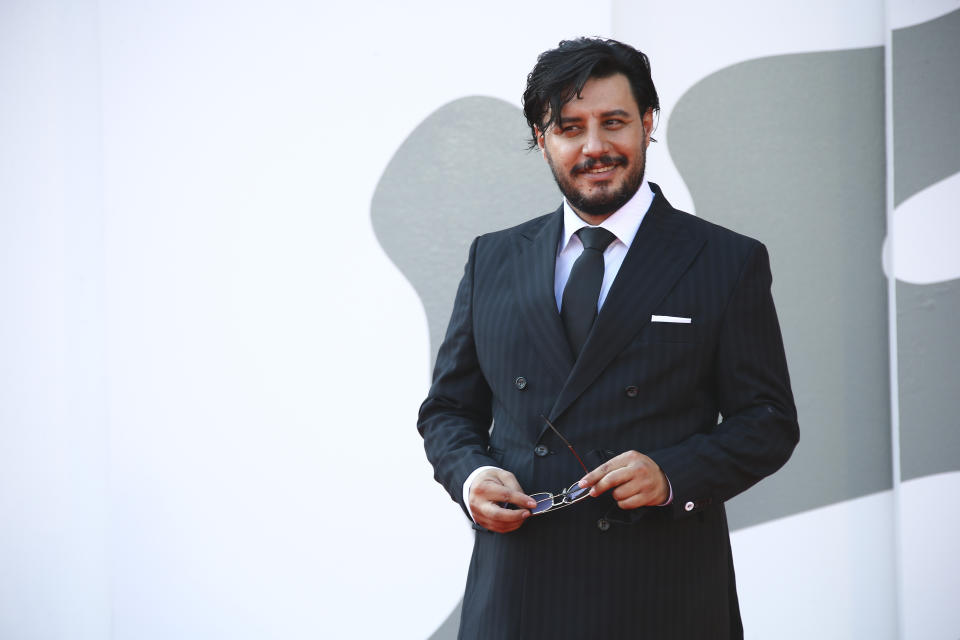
[572,155,628,175]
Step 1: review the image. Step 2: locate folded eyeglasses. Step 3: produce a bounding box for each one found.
[524,415,592,516]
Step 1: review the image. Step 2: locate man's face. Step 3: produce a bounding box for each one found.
[537,73,653,222]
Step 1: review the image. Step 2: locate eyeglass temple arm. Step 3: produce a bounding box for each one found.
[540,414,590,475]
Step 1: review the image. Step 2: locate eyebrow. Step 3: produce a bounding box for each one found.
[558,109,633,125]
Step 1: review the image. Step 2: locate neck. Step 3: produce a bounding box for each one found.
[570,207,613,227]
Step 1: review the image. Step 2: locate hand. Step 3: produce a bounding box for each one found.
[468,468,538,533]
[577,450,669,510]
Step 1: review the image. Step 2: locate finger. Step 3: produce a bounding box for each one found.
[471,469,531,503]
[578,450,637,487]
[491,469,525,494]
[475,515,525,534]
[616,492,656,510]
[612,471,669,508]
[481,516,526,534]
[611,476,667,504]
[497,490,538,511]
[472,479,512,501]
[606,462,661,499]
[509,491,539,510]
[610,477,649,502]
[473,481,537,510]
[489,520,524,533]
[481,501,530,523]
[589,466,635,497]
[578,457,618,488]
[476,501,530,532]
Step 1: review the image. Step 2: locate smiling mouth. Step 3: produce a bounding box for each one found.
[584,165,617,175]
[575,156,626,177]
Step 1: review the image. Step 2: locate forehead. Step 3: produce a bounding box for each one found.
[558,73,639,119]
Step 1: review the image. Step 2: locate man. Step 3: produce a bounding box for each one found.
[418,37,798,639]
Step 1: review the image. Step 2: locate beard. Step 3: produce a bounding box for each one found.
[545,146,646,218]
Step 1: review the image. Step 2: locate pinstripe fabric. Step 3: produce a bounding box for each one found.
[418,184,798,639]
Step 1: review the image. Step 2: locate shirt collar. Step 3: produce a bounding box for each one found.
[559,179,654,253]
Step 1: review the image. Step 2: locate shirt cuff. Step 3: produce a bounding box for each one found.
[462,465,500,523]
[658,475,673,506]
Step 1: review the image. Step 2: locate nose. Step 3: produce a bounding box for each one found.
[581,126,609,157]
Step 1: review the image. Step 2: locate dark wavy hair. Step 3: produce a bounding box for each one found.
[522,37,660,150]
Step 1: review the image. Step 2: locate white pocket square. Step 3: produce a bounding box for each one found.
[651,315,692,324]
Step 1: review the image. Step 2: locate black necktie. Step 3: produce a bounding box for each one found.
[561,227,616,356]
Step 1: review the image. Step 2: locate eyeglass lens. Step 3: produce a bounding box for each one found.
[529,483,590,515]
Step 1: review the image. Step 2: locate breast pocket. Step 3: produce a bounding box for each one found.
[641,320,702,344]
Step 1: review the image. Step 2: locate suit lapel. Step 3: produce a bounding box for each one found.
[514,206,575,386]
[546,189,706,426]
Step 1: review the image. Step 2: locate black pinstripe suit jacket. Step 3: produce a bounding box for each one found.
[419,184,799,639]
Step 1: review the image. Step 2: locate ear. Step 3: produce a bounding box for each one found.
[642,108,655,146]
[535,127,547,156]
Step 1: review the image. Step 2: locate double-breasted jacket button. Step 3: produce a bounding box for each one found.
[534,444,549,457]
[514,376,527,390]
[624,385,639,398]
[597,518,610,531]
[684,501,695,512]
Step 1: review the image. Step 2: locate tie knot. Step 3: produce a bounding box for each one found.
[576,226,616,252]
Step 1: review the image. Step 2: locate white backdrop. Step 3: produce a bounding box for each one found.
[1,1,957,638]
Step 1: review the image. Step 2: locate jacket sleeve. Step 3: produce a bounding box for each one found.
[418,236,498,518]
[649,240,800,517]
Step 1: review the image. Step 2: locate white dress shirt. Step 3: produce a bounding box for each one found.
[553,180,654,312]
[463,180,662,521]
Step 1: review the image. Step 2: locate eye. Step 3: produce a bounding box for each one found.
[604,119,625,128]
[560,125,582,135]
